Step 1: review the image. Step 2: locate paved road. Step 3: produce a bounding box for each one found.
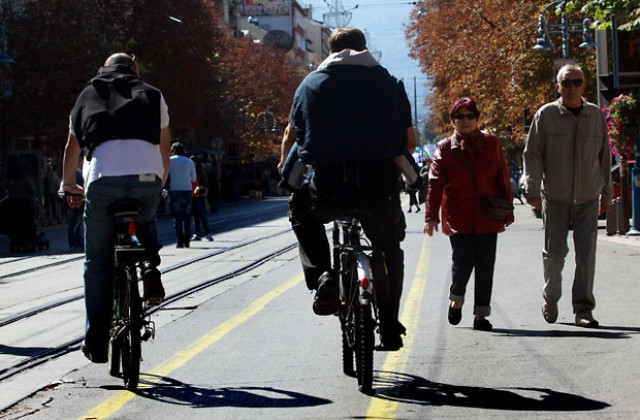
[1,198,639,419]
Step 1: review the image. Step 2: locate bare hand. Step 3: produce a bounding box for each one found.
[62,185,85,209]
[423,221,439,236]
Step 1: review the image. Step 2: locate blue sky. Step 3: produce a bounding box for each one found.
[302,0,431,125]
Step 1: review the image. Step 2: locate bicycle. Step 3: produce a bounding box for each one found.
[332,215,381,394]
[59,188,158,391]
[107,198,156,391]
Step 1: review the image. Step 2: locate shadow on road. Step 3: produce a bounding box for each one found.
[371,371,609,411]
[491,327,633,339]
[121,374,332,408]
[0,344,55,357]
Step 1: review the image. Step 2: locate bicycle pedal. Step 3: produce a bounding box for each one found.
[141,320,156,341]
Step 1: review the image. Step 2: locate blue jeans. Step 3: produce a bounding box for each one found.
[192,196,211,237]
[68,207,84,249]
[169,191,192,245]
[83,175,162,352]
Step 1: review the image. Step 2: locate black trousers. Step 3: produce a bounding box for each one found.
[288,165,406,326]
[449,233,497,317]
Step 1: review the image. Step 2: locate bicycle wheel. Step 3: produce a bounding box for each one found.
[339,254,356,377]
[121,264,141,391]
[355,302,374,394]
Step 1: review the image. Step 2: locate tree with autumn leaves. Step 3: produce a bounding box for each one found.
[406,0,598,152]
[217,37,306,159]
[0,0,305,168]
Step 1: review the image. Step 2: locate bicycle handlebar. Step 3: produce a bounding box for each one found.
[58,190,84,199]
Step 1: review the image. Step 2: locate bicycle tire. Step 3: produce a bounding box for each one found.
[109,335,121,377]
[121,263,141,391]
[339,254,356,377]
[355,302,374,394]
[341,322,355,377]
[109,268,125,378]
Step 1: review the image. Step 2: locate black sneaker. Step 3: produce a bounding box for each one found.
[313,271,339,316]
[378,320,406,351]
[81,341,108,363]
[473,318,493,331]
[143,263,165,306]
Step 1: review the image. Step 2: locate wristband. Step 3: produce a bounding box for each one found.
[62,183,76,189]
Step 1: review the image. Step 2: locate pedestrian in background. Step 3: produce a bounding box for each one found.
[417,158,431,207]
[190,156,213,242]
[43,160,61,224]
[168,142,196,248]
[406,180,420,213]
[523,64,612,328]
[68,165,84,252]
[423,97,514,332]
[5,163,37,252]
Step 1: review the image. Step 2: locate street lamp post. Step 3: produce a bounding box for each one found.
[256,110,278,134]
[533,0,596,59]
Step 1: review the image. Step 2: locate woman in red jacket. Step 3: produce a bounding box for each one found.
[423,97,514,331]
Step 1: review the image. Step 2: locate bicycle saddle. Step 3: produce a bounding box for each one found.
[336,208,372,223]
[112,198,143,219]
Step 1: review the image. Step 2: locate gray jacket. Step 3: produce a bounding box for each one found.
[524,98,612,207]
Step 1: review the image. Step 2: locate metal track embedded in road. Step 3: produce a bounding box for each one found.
[0,240,298,383]
[0,227,291,329]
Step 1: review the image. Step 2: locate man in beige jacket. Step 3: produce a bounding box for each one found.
[523,64,612,328]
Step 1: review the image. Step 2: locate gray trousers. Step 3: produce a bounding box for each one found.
[542,198,598,315]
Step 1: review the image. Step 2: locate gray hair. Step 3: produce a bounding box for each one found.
[556,64,583,83]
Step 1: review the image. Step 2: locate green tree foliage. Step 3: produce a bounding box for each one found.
[560,0,640,30]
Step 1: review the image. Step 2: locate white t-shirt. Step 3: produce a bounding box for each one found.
[70,95,169,191]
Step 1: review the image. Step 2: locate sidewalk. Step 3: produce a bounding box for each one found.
[3,207,640,256]
[600,231,640,248]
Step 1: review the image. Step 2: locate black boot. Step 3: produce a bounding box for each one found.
[313,271,339,316]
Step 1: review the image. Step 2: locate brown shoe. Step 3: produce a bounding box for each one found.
[575,313,599,328]
[542,302,558,323]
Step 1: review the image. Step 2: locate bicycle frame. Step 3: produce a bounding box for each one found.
[333,216,379,394]
[108,199,154,391]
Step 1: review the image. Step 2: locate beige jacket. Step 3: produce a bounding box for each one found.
[523,98,612,206]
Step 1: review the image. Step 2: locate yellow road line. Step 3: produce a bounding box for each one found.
[366,237,430,419]
[79,274,303,420]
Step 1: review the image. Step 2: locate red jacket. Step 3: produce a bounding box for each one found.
[425,132,514,235]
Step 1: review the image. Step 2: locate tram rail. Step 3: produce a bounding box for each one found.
[0,240,298,383]
[0,227,291,329]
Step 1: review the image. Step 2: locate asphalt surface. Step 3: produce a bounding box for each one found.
[1,197,640,419]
